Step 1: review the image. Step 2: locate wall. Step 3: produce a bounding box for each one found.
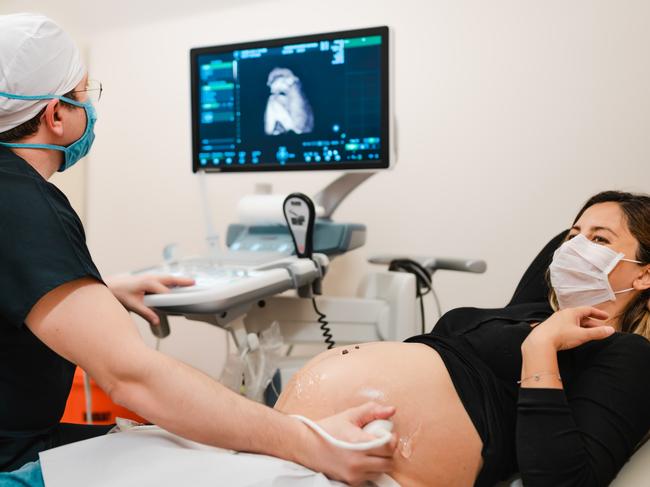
[84,0,650,294]
[4,0,649,378]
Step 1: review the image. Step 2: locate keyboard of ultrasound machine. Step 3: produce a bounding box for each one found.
[144,251,290,293]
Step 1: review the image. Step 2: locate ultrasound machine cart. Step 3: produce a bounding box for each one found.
[133,26,485,399]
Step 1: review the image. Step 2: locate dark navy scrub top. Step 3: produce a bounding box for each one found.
[0,146,104,470]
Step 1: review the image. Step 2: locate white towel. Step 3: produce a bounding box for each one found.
[40,425,400,487]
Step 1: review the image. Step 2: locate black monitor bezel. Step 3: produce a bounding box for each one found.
[190,26,390,173]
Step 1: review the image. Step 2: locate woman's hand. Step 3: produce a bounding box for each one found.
[524,306,614,352]
[296,402,397,486]
[105,274,195,326]
[520,307,615,389]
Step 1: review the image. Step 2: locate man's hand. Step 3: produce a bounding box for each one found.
[295,402,397,486]
[105,274,194,326]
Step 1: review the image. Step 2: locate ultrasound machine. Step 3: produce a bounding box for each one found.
[137,26,484,401]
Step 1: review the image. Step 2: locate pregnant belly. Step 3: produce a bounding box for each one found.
[275,342,483,487]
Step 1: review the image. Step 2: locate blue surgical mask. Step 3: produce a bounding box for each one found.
[0,92,97,172]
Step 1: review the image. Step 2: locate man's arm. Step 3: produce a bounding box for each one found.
[26,278,395,485]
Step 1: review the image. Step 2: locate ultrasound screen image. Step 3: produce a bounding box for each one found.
[191,27,389,172]
[264,67,314,136]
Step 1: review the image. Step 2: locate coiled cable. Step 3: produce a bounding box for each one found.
[312,297,335,349]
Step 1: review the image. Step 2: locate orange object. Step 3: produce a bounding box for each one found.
[62,367,146,425]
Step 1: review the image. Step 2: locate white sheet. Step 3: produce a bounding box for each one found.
[39,426,399,487]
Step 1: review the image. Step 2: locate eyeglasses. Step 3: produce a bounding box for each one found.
[70,79,103,103]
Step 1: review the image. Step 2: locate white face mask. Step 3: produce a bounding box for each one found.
[549,234,642,309]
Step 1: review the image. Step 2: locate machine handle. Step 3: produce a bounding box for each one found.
[368,255,487,274]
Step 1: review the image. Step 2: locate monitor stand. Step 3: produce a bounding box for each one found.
[313,172,376,220]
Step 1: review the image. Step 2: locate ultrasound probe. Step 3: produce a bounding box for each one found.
[282,192,315,259]
[283,193,335,348]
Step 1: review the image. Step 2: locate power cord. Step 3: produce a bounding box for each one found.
[388,259,436,334]
[312,297,335,349]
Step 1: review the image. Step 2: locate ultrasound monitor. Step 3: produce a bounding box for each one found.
[190,26,390,173]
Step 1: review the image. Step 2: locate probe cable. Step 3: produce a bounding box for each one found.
[290,414,392,451]
[312,297,335,349]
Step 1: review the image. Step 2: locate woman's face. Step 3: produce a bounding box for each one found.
[568,201,646,321]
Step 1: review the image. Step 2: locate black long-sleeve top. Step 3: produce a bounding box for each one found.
[407,302,650,487]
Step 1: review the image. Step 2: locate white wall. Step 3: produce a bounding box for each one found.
[4,0,649,377]
[85,0,650,295]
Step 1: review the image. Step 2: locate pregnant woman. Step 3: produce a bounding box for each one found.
[276,190,650,487]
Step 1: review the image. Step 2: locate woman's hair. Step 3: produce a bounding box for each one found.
[549,191,650,340]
